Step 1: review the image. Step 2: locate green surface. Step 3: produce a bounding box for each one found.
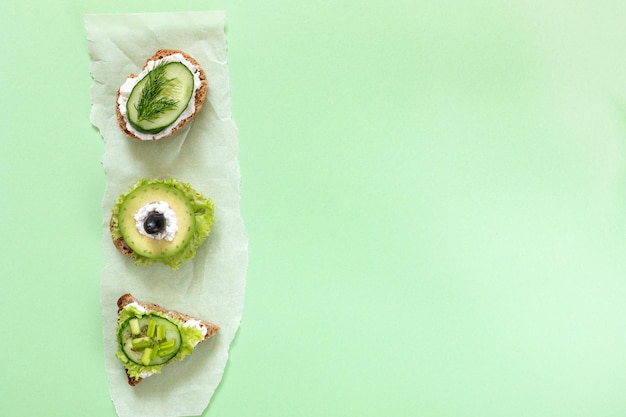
[2,0,626,416]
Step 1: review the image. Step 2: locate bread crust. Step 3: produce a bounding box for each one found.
[109,217,134,257]
[117,293,220,386]
[115,49,208,140]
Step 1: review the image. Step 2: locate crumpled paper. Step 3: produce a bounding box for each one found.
[84,11,247,417]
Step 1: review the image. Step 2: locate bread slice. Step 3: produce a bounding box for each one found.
[115,49,208,140]
[110,217,134,257]
[117,293,220,386]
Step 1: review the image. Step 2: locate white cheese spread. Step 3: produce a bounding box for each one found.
[183,319,208,346]
[117,53,202,140]
[124,302,147,314]
[134,201,178,241]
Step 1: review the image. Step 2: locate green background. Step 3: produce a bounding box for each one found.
[2,1,626,416]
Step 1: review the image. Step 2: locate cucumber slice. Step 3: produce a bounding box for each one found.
[126,61,194,134]
[118,315,182,366]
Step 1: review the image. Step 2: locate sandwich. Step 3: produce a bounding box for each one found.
[116,293,220,386]
[109,178,214,269]
[116,49,208,140]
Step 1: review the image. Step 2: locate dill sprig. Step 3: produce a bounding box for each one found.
[134,61,180,122]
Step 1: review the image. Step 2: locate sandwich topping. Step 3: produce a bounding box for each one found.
[110,178,214,269]
[117,53,202,140]
[134,201,178,241]
[116,302,209,380]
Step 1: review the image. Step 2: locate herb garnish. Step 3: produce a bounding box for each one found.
[134,61,180,122]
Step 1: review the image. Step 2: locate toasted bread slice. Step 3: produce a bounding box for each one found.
[116,49,208,140]
[116,293,220,386]
[110,217,134,257]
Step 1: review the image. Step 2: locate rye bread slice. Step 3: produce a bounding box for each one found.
[117,293,220,386]
[115,49,208,140]
[109,217,134,258]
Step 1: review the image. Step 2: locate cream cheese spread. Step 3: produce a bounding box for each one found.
[183,319,208,346]
[124,302,148,314]
[134,201,178,241]
[117,53,202,140]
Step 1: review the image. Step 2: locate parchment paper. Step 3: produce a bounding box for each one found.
[84,12,247,417]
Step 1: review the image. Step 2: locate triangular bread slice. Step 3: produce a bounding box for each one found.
[116,293,220,386]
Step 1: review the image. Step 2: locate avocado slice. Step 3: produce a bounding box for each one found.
[118,182,195,259]
[110,178,214,269]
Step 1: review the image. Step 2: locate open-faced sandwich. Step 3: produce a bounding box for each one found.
[116,293,220,386]
[116,49,208,140]
[110,178,214,269]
